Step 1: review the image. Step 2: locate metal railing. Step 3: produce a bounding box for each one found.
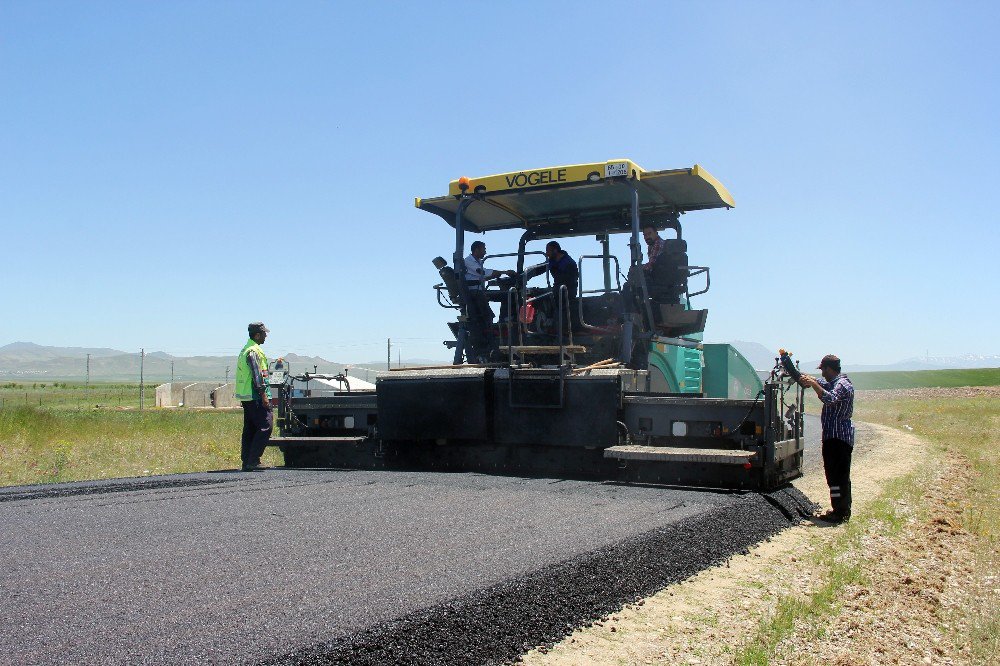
[577,255,622,331]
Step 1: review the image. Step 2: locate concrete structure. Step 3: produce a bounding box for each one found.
[155,382,229,408]
[155,383,185,408]
[180,382,217,408]
[211,383,238,408]
[154,376,371,408]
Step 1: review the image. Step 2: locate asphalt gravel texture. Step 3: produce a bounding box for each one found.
[1,416,822,665]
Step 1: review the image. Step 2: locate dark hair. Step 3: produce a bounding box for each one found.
[641,222,658,231]
[819,354,842,372]
[470,240,485,253]
[546,241,561,251]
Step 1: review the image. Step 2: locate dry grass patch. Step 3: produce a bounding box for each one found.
[522,389,998,665]
[0,406,282,487]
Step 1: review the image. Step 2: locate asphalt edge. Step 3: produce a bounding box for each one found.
[265,485,817,666]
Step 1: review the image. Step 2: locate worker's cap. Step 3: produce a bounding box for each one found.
[818,354,841,370]
[248,322,270,335]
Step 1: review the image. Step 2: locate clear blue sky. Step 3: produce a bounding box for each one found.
[2,2,998,365]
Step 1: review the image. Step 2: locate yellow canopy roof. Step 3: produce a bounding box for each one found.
[415,160,734,233]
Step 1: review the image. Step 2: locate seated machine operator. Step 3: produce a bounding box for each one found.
[545,241,580,332]
[464,240,514,362]
[641,223,665,272]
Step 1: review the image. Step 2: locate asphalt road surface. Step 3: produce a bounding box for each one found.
[0,419,821,665]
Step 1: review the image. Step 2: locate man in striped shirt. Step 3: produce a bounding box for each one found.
[799,354,855,523]
[642,224,665,271]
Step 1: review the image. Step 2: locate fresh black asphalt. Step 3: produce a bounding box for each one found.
[0,415,824,665]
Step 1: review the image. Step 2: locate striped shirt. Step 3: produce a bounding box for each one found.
[643,236,665,271]
[246,348,272,402]
[817,374,854,444]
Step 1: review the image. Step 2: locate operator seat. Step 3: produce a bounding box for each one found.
[432,256,462,303]
[645,240,709,337]
[647,239,689,303]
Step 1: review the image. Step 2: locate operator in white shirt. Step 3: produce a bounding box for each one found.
[462,241,515,362]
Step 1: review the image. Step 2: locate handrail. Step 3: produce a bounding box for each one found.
[433,284,460,309]
[505,286,522,366]
[487,250,549,292]
[578,254,622,295]
[577,254,623,331]
[685,266,711,297]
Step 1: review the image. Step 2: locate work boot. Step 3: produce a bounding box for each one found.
[815,510,850,524]
[241,464,266,472]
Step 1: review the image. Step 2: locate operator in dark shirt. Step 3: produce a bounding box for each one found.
[545,241,580,332]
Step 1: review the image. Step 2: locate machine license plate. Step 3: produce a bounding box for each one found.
[605,162,628,178]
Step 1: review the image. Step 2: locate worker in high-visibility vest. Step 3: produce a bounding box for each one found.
[235,322,272,472]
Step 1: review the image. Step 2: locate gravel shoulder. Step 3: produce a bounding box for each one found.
[520,416,957,664]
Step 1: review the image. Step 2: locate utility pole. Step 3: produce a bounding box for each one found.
[85,353,90,404]
[139,349,145,410]
[398,349,401,368]
[387,338,391,370]
[225,366,230,384]
[171,361,174,383]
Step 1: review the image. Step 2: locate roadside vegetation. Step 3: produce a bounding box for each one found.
[737,389,998,665]
[0,406,283,486]
[848,366,1000,390]
[0,381,155,409]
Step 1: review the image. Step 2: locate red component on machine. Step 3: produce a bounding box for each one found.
[518,302,536,324]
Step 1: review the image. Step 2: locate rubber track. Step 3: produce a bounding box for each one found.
[266,486,817,666]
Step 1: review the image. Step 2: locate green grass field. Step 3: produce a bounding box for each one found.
[0,381,153,409]
[848,366,1000,389]
[0,407,283,487]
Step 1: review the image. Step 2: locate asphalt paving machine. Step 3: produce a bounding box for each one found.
[274,160,805,490]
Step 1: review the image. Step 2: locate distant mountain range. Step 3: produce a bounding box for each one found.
[0,342,417,383]
[720,340,1000,373]
[1,341,997,382]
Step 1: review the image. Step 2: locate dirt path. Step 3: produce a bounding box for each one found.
[520,418,979,665]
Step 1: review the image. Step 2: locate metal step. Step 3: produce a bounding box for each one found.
[269,436,368,448]
[604,445,757,464]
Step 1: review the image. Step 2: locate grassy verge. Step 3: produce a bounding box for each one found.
[0,406,283,486]
[736,393,998,665]
[736,471,927,665]
[0,382,156,409]
[849,367,1000,390]
[858,395,999,663]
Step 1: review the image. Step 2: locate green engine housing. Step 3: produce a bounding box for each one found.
[647,341,763,399]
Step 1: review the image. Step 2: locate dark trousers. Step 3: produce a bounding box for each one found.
[466,290,496,362]
[822,438,853,517]
[241,400,273,466]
